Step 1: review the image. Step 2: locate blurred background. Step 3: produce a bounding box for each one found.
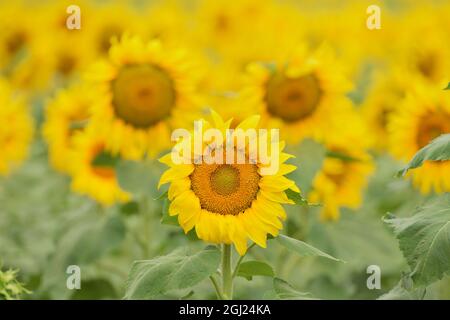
[0,0,449,300]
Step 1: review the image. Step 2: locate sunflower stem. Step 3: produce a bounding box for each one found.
[221,244,233,300]
[209,275,225,300]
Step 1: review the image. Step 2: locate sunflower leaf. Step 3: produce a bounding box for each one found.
[273,278,315,300]
[285,189,321,207]
[124,246,221,299]
[325,150,360,162]
[277,234,344,262]
[237,261,275,281]
[397,134,450,177]
[91,151,120,168]
[160,198,178,226]
[383,195,450,286]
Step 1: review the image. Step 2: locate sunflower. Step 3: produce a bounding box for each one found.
[69,128,130,206]
[0,2,49,91]
[42,83,93,173]
[158,111,299,255]
[241,44,353,144]
[309,111,374,220]
[0,78,34,175]
[389,83,450,194]
[86,34,203,159]
[362,71,406,151]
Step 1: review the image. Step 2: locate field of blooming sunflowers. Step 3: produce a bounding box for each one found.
[1,0,450,301]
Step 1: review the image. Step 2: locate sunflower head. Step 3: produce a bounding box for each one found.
[242,44,353,144]
[86,34,203,159]
[158,111,300,255]
[389,83,450,194]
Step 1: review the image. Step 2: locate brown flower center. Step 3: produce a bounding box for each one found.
[111,64,175,129]
[265,73,322,122]
[190,162,260,215]
[416,111,450,148]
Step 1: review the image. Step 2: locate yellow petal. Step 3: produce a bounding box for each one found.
[158,165,194,189]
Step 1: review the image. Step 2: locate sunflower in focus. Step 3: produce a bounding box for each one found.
[0,78,34,175]
[158,111,299,255]
[242,44,353,144]
[86,35,202,159]
[69,128,130,206]
[42,84,93,173]
[389,84,450,194]
[309,111,374,220]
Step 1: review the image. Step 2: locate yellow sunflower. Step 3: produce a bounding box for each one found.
[362,71,406,151]
[86,34,203,159]
[69,128,130,206]
[158,111,300,255]
[389,83,450,194]
[309,111,374,220]
[42,83,93,173]
[0,78,34,175]
[241,44,353,144]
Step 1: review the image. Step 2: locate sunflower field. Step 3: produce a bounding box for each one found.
[1,0,450,301]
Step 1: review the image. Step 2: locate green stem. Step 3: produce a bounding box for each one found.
[139,195,151,258]
[221,244,233,300]
[231,243,256,280]
[209,275,225,300]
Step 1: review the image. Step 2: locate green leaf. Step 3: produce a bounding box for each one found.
[62,214,126,265]
[384,195,450,286]
[273,278,314,300]
[286,139,326,194]
[125,246,221,299]
[116,160,160,196]
[91,151,120,168]
[285,189,308,206]
[444,83,450,90]
[237,261,275,280]
[326,150,360,162]
[397,134,450,177]
[277,234,343,262]
[160,198,179,226]
[378,276,426,300]
[120,201,139,216]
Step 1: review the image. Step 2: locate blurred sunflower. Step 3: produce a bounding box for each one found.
[0,2,48,91]
[69,128,130,206]
[241,44,353,144]
[0,78,34,175]
[42,83,93,173]
[158,111,299,255]
[389,83,450,194]
[86,35,202,159]
[362,72,405,151]
[309,111,374,220]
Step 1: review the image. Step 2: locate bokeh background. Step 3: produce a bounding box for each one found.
[1,0,449,299]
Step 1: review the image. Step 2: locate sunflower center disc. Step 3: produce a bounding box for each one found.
[190,163,260,215]
[416,112,450,148]
[265,73,322,122]
[112,64,175,129]
[210,165,240,196]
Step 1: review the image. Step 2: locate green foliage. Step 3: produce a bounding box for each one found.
[91,151,120,168]
[378,275,426,300]
[277,234,343,262]
[0,268,31,300]
[41,213,126,298]
[397,134,450,177]
[384,195,450,286]
[237,261,274,280]
[272,278,314,300]
[125,246,221,299]
[116,159,162,196]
